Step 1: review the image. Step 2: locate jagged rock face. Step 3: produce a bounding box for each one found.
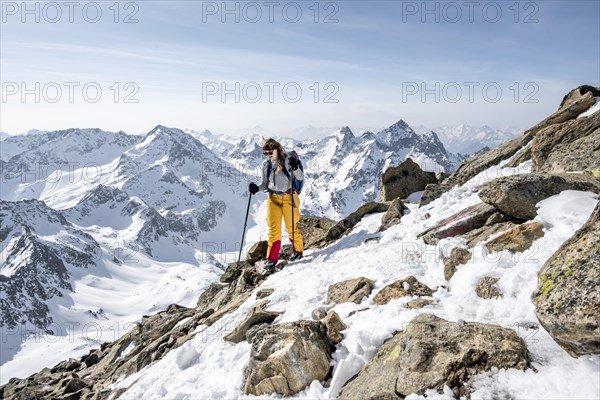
[242,321,332,396]
[373,276,434,305]
[418,203,498,245]
[380,158,437,201]
[532,201,600,357]
[477,173,600,220]
[338,314,530,399]
[327,277,375,304]
[0,199,99,329]
[531,109,600,174]
[485,222,545,253]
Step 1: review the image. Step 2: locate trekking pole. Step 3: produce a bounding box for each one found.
[290,170,296,254]
[237,192,253,264]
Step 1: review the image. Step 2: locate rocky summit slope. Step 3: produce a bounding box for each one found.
[1,86,599,399]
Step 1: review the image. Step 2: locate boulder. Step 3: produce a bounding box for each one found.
[476,276,503,299]
[380,158,437,201]
[246,241,268,266]
[478,173,600,220]
[485,222,545,253]
[223,301,283,344]
[327,277,375,304]
[419,183,453,207]
[297,215,336,249]
[373,276,434,305]
[322,310,347,344]
[242,321,332,396]
[337,314,530,399]
[443,247,471,281]
[418,203,497,245]
[314,202,389,248]
[531,108,600,174]
[532,201,600,356]
[379,198,406,231]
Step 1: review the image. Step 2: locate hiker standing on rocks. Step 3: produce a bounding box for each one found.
[249,138,304,271]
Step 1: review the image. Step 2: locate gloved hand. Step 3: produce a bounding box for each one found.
[249,182,259,194]
[288,157,298,171]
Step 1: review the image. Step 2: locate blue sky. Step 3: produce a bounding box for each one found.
[1,0,599,136]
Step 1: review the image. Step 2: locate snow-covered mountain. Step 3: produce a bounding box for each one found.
[413,124,522,156]
[191,119,459,219]
[0,199,100,328]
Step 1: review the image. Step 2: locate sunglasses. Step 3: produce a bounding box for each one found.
[263,147,276,156]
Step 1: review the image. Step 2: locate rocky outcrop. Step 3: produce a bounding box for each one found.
[446,86,597,187]
[476,276,503,299]
[327,277,375,304]
[532,201,600,357]
[445,132,535,187]
[242,321,332,396]
[298,215,336,249]
[478,173,600,220]
[0,304,214,400]
[419,203,497,245]
[313,202,389,248]
[338,314,530,399]
[485,222,545,253]
[419,183,453,207]
[379,198,406,231]
[373,276,434,305]
[531,108,600,174]
[461,221,521,248]
[558,85,600,110]
[380,158,437,201]
[443,247,471,281]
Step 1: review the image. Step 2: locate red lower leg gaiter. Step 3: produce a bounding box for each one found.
[268,240,281,261]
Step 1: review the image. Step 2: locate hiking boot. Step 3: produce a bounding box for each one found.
[289,251,303,261]
[262,260,276,274]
